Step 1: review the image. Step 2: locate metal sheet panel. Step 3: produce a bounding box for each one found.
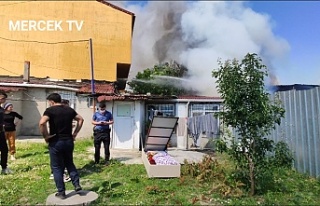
[230,86,320,178]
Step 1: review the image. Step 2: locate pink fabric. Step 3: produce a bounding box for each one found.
[152,152,179,165]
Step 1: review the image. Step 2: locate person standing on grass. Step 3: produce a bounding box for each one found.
[60,99,71,182]
[39,93,84,199]
[0,92,12,174]
[92,101,113,166]
[3,102,23,161]
[48,99,71,182]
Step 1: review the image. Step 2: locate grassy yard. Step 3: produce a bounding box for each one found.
[0,138,320,205]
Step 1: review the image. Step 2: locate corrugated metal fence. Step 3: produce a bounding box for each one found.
[230,86,320,178]
[268,86,320,178]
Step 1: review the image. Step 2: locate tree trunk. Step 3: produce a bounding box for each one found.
[248,156,255,196]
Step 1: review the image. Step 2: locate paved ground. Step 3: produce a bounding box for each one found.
[17,137,213,164]
[88,148,211,165]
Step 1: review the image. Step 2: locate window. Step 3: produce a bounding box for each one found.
[190,103,220,117]
[60,93,76,109]
[117,104,131,117]
[146,104,175,120]
[146,103,176,135]
[189,103,221,137]
[51,90,77,109]
[87,97,97,109]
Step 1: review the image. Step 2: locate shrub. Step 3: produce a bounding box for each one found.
[270,141,294,168]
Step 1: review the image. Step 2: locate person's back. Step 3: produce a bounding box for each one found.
[45,105,76,140]
[39,93,84,199]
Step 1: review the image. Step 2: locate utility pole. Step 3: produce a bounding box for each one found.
[89,38,95,113]
[89,38,96,113]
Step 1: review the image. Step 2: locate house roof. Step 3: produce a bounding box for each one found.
[97,94,177,102]
[0,76,81,87]
[0,76,223,101]
[177,95,221,100]
[0,76,116,95]
[0,86,26,92]
[78,83,115,94]
[97,95,143,102]
[97,0,135,16]
[143,95,222,103]
[272,84,319,92]
[96,94,224,102]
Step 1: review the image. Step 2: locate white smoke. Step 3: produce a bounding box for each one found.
[117,1,290,96]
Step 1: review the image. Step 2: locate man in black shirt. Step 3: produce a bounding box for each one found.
[39,93,84,199]
[0,91,12,174]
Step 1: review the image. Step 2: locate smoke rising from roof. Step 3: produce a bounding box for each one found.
[110,1,290,96]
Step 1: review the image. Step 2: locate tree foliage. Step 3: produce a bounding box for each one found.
[127,62,195,95]
[212,53,285,196]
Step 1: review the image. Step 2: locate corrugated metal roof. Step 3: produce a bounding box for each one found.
[272,84,319,92]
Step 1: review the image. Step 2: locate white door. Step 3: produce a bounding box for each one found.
[113,103,134,149]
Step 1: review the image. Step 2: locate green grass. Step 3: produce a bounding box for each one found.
[1,138,320,205]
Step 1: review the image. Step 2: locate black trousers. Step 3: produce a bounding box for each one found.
[0,131,8,170]
[93,130,111,163]
[49,139,80,193]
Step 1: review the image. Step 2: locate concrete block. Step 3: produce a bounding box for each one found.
[46,190,98,206]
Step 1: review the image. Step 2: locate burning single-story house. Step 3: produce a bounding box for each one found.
[0,75,223,150]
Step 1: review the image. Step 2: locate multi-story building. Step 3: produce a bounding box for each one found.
[0,0,134,83]
[0,1,135,138]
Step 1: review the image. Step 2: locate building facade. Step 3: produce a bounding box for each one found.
[0,1,134,82]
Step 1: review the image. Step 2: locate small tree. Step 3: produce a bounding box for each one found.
[127,62,195,95]
[212,53,285,196]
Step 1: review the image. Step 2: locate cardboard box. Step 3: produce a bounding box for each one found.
[142,116,181,178]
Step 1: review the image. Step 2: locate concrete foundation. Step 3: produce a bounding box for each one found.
[46,190,98,206]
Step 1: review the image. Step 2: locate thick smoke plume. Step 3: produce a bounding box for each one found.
[109,1,290,96]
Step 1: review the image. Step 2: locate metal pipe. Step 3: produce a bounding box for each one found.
[185,101,190,150]
[89,38,95,94]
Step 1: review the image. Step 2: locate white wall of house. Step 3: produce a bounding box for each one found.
[23,88,48,136]
[9,87,146,146]
[75,95,101,138]
[175,102,189,149]
[135,101,144,149]
[7,88,47,136]
[7,88,95,138]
